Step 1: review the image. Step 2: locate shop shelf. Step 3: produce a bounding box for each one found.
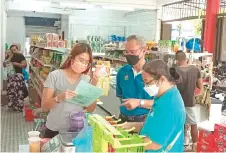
[93,53,105,56]
[31,56,55,68]
[31,45,70,54]
[30,77,42,98]
[104,56,127,62]
[29,65,45,84]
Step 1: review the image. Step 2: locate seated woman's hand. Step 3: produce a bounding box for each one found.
[57,90,76,101]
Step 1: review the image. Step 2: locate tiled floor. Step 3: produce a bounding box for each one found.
[1,106,33,152]
[0,104,109,152]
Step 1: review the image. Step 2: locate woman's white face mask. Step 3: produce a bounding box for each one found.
[144,84,160,97]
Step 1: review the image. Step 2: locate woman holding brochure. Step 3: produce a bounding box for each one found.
[42,43,98,138]
[123,60,186,152]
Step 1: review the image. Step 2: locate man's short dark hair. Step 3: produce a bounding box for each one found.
[175,51,186,61]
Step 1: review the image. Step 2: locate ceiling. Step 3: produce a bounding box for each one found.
[7,0,185,14]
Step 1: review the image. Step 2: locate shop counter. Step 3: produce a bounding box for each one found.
[99,84,120,119]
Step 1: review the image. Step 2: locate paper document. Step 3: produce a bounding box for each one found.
[66,80,104,107]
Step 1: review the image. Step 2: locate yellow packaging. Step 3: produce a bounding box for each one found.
[95,61,111,96]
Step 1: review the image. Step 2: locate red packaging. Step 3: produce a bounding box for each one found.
[25,105,38,121]
[25,108,34,121]
[58,40,65,48]
[46,41,53,48]
[198,130,215,147]
[214,138,226,152]
[197,142,216,152]
[52,41,58,48]
[214,124,226,139]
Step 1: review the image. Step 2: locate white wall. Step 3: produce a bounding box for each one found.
[69,10,126,40]
[1,0,7,92]
[7,16,26,51]
[59,15,69,40]
[7,11,61,18]
[6,11,61,51]
[69,9,157,41]
[124,10,157,40]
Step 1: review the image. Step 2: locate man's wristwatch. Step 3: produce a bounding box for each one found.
[54,96,60,103]
[140,100,145,106]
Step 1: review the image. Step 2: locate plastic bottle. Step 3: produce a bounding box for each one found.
[69,111,85,132]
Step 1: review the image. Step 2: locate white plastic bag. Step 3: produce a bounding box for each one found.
[2,67,7,81]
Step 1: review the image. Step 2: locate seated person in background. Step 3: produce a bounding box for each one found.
[5,45,27,112]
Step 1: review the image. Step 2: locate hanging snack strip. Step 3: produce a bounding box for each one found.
[88,114,150,153]
[95,61,111,96]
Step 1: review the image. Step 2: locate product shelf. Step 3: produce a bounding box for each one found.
[31,45,70,54]
[29,64,45,84]
[28,42,69,104]
[105,48,125,52]
[29,76,42,98]
[104,56,127,62]
[147,50,213,59]
[31,56,56,68]
[92,53,105,56]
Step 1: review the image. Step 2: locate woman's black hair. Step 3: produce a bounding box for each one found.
[9,44,19,51]
[143,59,181,83]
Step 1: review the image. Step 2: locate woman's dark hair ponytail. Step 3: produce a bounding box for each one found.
[169,67,181,83]
[143,59,181,83]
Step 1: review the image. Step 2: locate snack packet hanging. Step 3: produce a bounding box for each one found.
[95,61,110,96]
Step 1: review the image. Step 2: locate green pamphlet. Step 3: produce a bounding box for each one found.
[66,80,104,107]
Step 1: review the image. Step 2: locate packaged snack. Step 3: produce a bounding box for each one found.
[58,40,65,48]
[52,33,59,41]
[95,61,111,96]
[45,33,53,41]
[46,41,53,48]
[52,41,58,48]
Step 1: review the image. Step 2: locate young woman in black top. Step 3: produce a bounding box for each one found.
[4,45,27,112]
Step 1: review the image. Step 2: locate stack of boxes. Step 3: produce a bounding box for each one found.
[197,124,226,152]
[214,124,226,152]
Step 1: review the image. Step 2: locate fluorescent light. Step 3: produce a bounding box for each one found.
[60,2,94,9]
[102,6,134,11]
[13,0,50,6]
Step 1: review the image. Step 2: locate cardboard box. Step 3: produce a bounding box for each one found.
[214,124,226,139]
[214,138,226,152]
[197,142,216,152]
[198,130,215,147]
